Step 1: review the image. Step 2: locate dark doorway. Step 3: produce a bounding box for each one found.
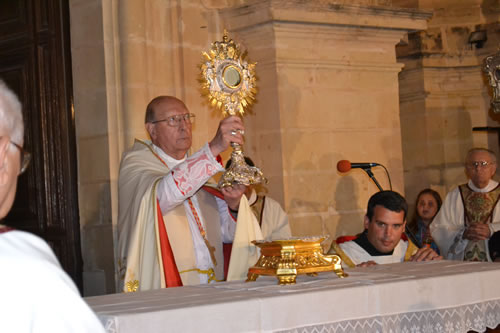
[0,0,82,290]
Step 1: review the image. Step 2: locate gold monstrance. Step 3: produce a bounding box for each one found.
[200,30,267,188]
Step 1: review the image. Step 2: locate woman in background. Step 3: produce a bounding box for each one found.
[407,189,442,254]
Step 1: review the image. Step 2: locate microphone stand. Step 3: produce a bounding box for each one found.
[362,167,383,192]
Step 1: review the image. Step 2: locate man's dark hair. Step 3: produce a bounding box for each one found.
[225,156,255,169]
[366,190,408,221]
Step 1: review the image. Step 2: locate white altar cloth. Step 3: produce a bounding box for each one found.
[86,261,500,333]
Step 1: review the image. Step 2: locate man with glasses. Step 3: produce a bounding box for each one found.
[0,80,105,331]
[431,148,500,261]
[118,96,247,291]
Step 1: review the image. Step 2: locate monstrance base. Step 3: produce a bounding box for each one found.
[218,143,267,188]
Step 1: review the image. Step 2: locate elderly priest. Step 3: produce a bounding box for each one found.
[431,148,500,261]
[117,96,259,292]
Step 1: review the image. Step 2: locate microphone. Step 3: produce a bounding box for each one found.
[337,160,380,173]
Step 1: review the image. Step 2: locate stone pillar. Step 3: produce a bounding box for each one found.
[70,0,116,295]
[220,0,431,248]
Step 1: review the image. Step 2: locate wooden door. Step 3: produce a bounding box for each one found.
[0,0,82,290]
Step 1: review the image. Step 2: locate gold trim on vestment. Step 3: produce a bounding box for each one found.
[328,242,356,268]
[178,268,222,283]
[404,239,419,261]
[125,280,139,292]
[135,139,156,154]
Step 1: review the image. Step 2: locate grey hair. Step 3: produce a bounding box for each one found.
[465,148,497,164]
[0,80,24,144]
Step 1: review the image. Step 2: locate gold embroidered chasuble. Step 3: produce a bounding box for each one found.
[459,184,500,261]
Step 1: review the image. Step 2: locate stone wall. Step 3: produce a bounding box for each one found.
[396,0,500,213]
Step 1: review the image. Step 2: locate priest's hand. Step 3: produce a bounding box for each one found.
[410,247,442,262]
[221,184,247,212]
[463,223,491,241]
[209,116,244,157]
[356,261,377,267]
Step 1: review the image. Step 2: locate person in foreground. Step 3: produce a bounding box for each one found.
[0,80,105,332]
[406,188,442,254]
[328,191,442,267]
[117,96,248,292]
[226,157,291,241]
[431,148,500,261]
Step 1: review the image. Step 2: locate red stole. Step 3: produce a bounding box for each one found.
[156,200,183,287]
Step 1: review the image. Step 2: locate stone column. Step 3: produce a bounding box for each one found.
[70,0,118,295]
[220,0,431,247]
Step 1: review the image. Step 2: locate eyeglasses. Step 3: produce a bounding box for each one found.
[10,141,31,174]
[151,113,195,127]
[466,161,496,169]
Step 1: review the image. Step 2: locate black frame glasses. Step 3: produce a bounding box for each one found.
[151,113,196,127]
[10,141,31,174]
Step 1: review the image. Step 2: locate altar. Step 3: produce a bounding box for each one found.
[86,260,500,332]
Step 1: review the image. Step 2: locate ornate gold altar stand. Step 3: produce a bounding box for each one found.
[246,237,347,285]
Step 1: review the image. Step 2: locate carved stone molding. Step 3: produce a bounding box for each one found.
[219,0,431,32]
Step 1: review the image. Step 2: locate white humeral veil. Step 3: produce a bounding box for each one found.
[227,195,263,281]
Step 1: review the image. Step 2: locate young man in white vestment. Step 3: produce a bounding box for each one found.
[0,80,105,332]
[328,191,441,267]
[118,96,271,291]
[431,148,500,261]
